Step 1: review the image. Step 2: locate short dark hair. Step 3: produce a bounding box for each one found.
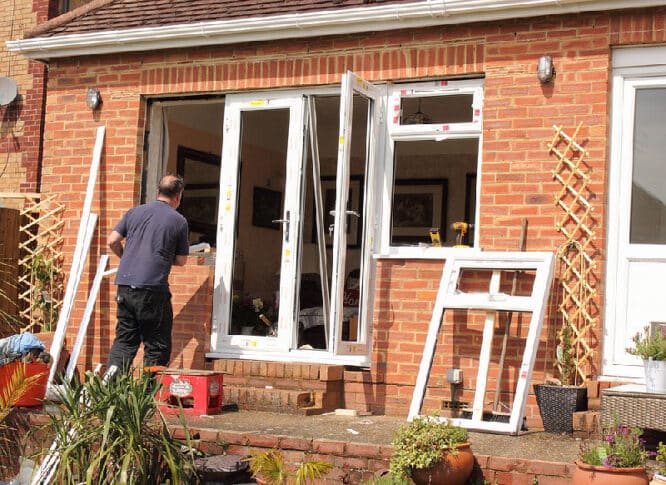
[158,174,185,198]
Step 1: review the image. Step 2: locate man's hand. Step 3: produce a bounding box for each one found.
[107,230,124,258]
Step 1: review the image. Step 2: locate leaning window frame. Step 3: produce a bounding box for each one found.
[377,79,485,259]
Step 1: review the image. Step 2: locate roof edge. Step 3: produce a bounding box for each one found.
[28,0,117,39]
[7,0,666,61]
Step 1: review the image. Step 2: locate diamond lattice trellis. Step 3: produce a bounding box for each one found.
[18,194,65,333]
[548,123,596,385]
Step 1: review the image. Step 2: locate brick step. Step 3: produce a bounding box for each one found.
[210,360,345,415]
[223,385,342,415]
[573,410,601,439]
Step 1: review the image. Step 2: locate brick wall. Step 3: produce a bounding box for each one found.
[37,7,666,418]
[0,0,56,200]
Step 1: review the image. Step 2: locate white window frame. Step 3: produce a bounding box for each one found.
[377,79,484,260]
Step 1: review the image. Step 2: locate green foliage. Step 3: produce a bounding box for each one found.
[33,369,196,484]
[359,475,410,485]
[389,414,468,480]
[557,324,578,385]
[245,448,333,485]
[656,441,666,475]
[29,253,60,332]
[626,326,666,361]
[579,421,649,468]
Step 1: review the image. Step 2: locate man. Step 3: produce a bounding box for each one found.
[106,174,189,373]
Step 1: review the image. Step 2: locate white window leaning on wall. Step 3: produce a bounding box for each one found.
[379,79,484,258]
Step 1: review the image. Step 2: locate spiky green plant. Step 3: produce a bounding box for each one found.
[33,369,197,485]
[246,448,333,485]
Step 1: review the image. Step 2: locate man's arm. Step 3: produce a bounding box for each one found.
[107,230,124,258]
[173,255,188,266]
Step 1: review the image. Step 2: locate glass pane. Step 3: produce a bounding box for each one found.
[401,94,474,125]
[297,94,369,346]
[229,109,288,336]
[391,139,478,246]
[298,95,339,349]
[630,88,666,244]
[341,93,369,343]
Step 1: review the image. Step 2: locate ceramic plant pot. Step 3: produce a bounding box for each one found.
[644,359,666,393]
[572,461,649,485]
[410,442,474,485]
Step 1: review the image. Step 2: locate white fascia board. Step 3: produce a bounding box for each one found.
[6,0,666,61]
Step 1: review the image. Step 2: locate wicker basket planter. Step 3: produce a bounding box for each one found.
[534,384,587,433]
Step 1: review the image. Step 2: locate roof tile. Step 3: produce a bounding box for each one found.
[28,0,418,39]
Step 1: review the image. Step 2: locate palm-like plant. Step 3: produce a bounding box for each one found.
[33,369,197,484]
[246,448,333,485]
[0,363,43,479]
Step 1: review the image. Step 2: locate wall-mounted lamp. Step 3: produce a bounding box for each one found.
[86,87,101,110]
[537,55,555,84]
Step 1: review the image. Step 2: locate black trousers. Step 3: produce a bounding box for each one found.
[107,285,173,373]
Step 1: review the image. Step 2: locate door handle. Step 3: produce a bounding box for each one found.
[272,210,290,242]
[345,210,360,218]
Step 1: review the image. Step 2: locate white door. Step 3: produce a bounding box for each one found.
[605,48,666,379]
[329,72,383,358]
[211,93,306,354]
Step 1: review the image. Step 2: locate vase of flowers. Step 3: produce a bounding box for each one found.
[626,325,666,393]
[572,421,650,485]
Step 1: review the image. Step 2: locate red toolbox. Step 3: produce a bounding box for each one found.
[0,361,49,407]
[157,369,224,415]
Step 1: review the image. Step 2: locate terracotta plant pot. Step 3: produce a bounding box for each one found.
[410,442,474,485]
[572,461,649,485]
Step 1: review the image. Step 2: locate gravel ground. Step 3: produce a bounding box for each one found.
[177,409,587,464]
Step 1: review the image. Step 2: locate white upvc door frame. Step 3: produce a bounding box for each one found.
[211,93,306,355]
[329,71,384,359]
[604,46,666,379]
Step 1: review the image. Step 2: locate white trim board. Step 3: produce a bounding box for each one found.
[408,251,555,435]
[8,1,666,60]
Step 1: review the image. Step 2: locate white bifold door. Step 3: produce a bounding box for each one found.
[210,72,383,365]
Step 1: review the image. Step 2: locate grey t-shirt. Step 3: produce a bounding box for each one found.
[113,200,189,290]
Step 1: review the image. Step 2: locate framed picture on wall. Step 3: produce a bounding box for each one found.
[176,146,221,243]
[252,186,282,230]
[311,175,363,248]
[391,178,447,244]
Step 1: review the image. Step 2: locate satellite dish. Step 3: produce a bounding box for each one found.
[0,77,18,106]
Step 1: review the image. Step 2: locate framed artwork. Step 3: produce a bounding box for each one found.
[252,186,282,230]
[176,146,221,242]
[312,175,363,248]
[391,178,447,244]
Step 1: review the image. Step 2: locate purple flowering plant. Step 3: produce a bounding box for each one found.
[579,421,650,468]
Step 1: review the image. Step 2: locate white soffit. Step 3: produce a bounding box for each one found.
[7,0,666,61]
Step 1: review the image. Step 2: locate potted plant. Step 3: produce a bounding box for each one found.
[572,421,650,484]
[626,325,666,393]
[245,448,333,485]
[534,324,588,433]
[652,441,666,484]
[32,369,197,484]
[389,414,474,485]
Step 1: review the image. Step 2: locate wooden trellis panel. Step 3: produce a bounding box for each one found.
[18,194,65,333]
[549,123,596,384]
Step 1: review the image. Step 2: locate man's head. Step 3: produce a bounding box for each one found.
[158,174,185,208]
